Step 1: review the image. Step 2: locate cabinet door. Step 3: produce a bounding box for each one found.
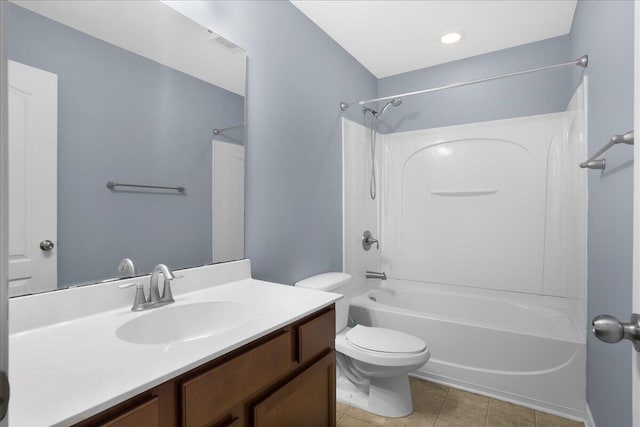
[253,351,336,427]
[182,331,294,427]
[97,396,159,427]
[297,308,335,364]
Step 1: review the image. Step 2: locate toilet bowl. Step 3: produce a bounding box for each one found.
[295,272,430,417]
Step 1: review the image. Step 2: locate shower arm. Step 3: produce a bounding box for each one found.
[339,55,588,111]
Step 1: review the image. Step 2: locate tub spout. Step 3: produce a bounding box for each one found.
[366,271,387,280]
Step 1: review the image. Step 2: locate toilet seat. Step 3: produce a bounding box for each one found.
[336,327,430,368]
[346,325,426,354]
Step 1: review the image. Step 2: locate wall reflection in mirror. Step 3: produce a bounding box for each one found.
[7,0,246,297]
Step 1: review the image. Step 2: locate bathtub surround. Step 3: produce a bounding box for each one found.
[342,79,588,418]
[380,108,587,299]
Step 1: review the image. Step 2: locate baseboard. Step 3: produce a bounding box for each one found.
[583,403,597,427]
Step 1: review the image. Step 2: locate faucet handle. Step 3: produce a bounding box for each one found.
[119,282,147,311]
[362,230,379,251]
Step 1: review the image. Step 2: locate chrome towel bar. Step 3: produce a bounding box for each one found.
[580,131,634,170]
[106,181,185,193]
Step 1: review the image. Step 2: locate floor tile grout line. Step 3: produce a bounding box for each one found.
[483,401,489,427]
[435,386,450,421]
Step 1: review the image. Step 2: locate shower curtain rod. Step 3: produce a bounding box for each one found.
[339,55,588,111]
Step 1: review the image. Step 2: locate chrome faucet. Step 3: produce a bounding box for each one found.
[149,264,176,305]
[118,282,148,311]
[117,258,137,277]
[366,271,387,280]
[119,264,178,311]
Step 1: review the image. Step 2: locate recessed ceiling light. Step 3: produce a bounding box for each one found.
[440,31,464,45]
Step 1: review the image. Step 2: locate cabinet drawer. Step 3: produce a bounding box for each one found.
[253,350,336,427]
[181,330,294,427]
[98,396,159,427]
[297,308,335,364]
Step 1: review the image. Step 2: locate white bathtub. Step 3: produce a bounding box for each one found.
[349,280,586,420]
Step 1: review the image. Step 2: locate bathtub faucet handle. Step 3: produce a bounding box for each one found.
[362,230,379,251]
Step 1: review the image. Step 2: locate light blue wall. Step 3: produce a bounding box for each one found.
[570,2,635,426]
[7,4,245,287]
[161,3,637,424]
[377,35,574,133]
[169,1,377,284]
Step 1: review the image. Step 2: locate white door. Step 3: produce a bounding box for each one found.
[8,60,57,296]
[212,140,245,263]
[634,3,640,426]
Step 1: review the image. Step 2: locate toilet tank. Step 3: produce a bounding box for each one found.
[295,272,352,333]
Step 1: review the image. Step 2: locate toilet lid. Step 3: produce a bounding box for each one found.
[346,325,426,354]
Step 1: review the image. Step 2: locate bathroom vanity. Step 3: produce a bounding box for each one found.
[75,306,336,427]
[8,260,340,426]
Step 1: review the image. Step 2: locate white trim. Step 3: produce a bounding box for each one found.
[632,2,640,427]
[341,117,346,272]
[0,2,9,425]
[584,403,597,427]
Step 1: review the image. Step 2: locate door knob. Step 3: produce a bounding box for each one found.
[39,240,55,251]
[592,313,640,352]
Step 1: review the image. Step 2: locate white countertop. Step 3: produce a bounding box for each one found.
[8,263,340,426]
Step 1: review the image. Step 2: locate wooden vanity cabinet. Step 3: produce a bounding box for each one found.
[74,305,336,427]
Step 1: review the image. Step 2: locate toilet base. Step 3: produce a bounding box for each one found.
[336,369,414,418]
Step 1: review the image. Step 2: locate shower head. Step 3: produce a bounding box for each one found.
[376,98,403,118]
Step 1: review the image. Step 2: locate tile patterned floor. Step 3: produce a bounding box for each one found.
[336,378,584,427]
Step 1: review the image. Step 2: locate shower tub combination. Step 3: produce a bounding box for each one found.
[349,280,585,419]
[342,81,588,420]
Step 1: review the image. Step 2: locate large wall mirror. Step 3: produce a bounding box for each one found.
[6,0,246,297]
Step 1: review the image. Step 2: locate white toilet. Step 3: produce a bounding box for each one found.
[295,272,430,417]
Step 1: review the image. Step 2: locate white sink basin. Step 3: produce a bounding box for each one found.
[116,301,254,345]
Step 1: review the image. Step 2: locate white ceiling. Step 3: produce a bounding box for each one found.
[290,0,578,79]
[12,1,246,95]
